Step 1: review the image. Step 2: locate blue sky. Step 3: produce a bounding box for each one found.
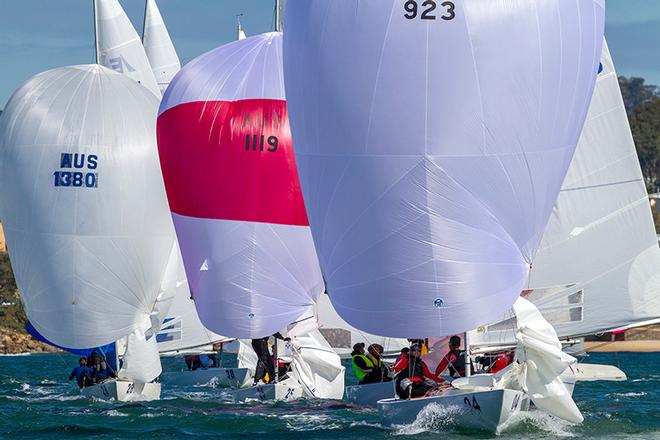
[1,0,659,106]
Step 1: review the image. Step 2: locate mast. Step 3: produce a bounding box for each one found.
[141,0,148,42]
[93,0,100,64]
[275,0,283,32]
[464,332,471,378]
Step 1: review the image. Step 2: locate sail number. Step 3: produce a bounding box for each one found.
[404,0,455,21]
[245,134,279,152]
[54,153,99,188]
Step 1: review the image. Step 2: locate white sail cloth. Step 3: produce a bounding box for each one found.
[154,243,228,354]
[499,298,582,424]
[95,0,160,96]
[0,65,173,348]
[471,40,660,347]
[142,0,181,93]
[157,33,324,339]
[289,329,345,399]
[119,318,162,383]
[283,0,605,338]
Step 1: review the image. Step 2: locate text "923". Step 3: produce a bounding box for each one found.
[404,0,456,21]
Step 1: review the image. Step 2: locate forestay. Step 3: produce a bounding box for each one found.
[471,40,660,347]
[95,0,160,96]
[157,33,324,338]
[0,65,173,349]
[142,0,181,93]
[284,0,605,337]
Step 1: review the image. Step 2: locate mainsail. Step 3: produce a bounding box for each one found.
[94,0,160,96]
[471,40,660,347]
[157,33,324,339]
[142,0,181,93]
[283,0,606,338]
[0,65,173,354]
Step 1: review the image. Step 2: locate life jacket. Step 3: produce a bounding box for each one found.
[395,356,425,385]
[447,349,466,377]
[351,354,375,381]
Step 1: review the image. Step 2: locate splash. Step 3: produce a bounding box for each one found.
[391,403,464,436]
[499,409,577,437]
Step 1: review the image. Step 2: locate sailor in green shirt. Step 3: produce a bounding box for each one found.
[351,343,374,384]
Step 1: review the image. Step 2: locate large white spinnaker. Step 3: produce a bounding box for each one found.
[142,0,181,93]
[0,65,173,350]
[284,0,605,338]
[157,33,324,339]
[95,0,160,96]
[471,40,660,347]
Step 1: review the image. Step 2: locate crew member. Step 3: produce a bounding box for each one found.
[351,343,374,384]
[435,335,468,378]
[364,344,391,384]
[251,332,286,385]
[393,344,445,399]
[68,357,93,389]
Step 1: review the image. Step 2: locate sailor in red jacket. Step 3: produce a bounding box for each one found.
[393,343,445,399]
[434,335,468,378]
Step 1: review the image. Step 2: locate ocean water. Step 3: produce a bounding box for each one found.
[0,352,658,439]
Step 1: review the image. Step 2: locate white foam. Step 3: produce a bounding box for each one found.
[0,352,32,357]
[392,403,464,436]
[500,409,577,437]
[606,392,647,398]
[105,410,128,417]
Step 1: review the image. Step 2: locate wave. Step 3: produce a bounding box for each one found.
[0,352,32,357]
[391,403,464,436]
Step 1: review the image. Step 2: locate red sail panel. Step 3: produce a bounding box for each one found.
[157,99,309,226]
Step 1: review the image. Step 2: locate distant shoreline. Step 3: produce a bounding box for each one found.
[585,341,660,353]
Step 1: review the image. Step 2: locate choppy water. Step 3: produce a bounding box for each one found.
[0,352,658,439]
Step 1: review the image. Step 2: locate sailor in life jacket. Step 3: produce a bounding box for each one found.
[434,335,468,378]
[393,343,445,399]
[351,343,374,384]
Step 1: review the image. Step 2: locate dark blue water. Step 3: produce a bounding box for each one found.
[0,352,658,439]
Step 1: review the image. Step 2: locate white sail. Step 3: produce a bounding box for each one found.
[95,0,160,96]
[283,1,605,338]
[315,293,408,358]
[157,33,323,339]
[472,40,660,347]
[236,15,247,40]
[0,65,173,349]
[119,320,162,383]
[155,242,229,354]
[289,329,345,399]
[142,0,181,93]
[499,298,583,424]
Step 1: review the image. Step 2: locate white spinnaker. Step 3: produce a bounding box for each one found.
[155,242,229,354]
[284,0,605,338]
[119,318,162,383]
[498,298,583,424]
[142,0,181,93]
[0,65,173,349]
[471,40,660,347]
[315,293,408,358]
[95,0,160,96]
[237,16,247,40]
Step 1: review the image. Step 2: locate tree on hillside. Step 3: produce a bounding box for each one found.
[619,77,659,114]
[630,97,660,192]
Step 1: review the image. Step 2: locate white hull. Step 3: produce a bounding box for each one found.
[162,367,250,388]
[228,382,303,403]
[80,380,161,401]
[379,388,529,433]
[344,381,395,407]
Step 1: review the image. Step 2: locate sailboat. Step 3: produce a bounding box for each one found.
[0,65,174,401]
[94,0,160,97]
[142,0,181,93]
[472,39,660,350]
[156,0,344,402]
[283,0,605,432]
[236,14,247,40]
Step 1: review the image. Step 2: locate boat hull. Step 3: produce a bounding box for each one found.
[344,381,395,407]
[80,380,161,401]
[162,367,250,388]
[228,382,303,403]
[378,388,528,433]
